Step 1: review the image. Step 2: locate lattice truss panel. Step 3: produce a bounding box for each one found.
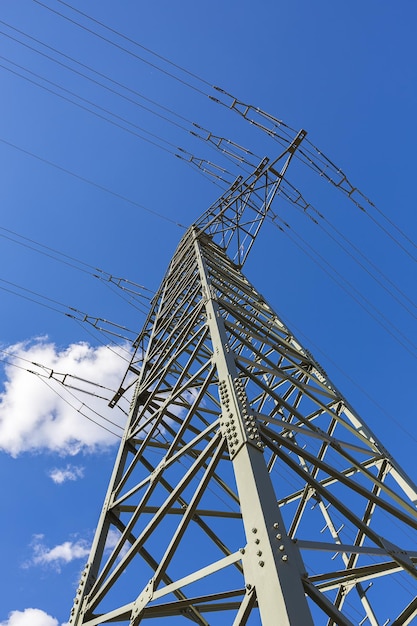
[70,225,417,626]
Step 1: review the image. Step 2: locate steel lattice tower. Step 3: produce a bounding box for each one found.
[69,132,417,625]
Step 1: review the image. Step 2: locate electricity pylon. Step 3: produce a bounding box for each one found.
[69,130,417,626]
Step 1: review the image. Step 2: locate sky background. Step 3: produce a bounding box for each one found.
[1,1,417,624]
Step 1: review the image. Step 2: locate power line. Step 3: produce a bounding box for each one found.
[34,0,210,97]
[31,0,417,269]
[0,274,137,345]
[0,136,186,228]
[55,0,214,89]
[268,213,417,360]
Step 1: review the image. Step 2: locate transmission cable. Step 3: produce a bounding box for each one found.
[0,17,194,127]
[0,28,250,185]
[277,183,417,320]
[0,136,186,228]
[0,19,258,179]
[268,214,417,360]
[0,352,125,437]
[39,376,123,439]
[32,0,417,266]
[0,275,137,348]
[55,0,214,89]
[34,0,210,97]
[0,224,154,300]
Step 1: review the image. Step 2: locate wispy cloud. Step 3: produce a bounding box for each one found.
[48,464,84,484]
[0,608,58,626]
[0,338,130,456]
[24,535,90,573]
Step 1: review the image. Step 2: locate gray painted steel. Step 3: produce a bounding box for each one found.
[69,138,417,625]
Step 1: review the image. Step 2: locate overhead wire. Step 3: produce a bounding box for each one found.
[39,376,123,439]
[54,0,214,90]
[276,184,417,320]
[5,0,413,504]
[0,224,154,299]
[31,1,417,268]
[0,22,252,184]
[0,274,137,350]
[268,213,417,360]
[33,0,210,97]
[0,136,187,228]
[0,350,126,438]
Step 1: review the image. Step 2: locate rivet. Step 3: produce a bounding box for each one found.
[246,584,252,590]
[255,538,260,544]
[240,548,245,554]
[258,560,265,567]
[273,523,279,529]
[282,555,288,562]
[257,550,262,556]
[279,545,285,551]
[276,534,282,540]
[252,528,257,534]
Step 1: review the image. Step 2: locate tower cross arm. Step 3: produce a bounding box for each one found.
[193,128,307,268]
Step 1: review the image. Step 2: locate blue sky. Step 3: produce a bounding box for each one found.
[1,1,417,624]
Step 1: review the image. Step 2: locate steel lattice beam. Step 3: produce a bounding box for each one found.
[69,136,417,625]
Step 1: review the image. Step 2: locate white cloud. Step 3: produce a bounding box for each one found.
[0,608,58,626]
[48,464,84,484]
[25,535,90,572]
[0,339,131,456]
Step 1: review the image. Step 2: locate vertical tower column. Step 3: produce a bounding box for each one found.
[194,232,314,625]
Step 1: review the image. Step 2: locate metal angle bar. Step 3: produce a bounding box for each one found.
[137,455,244,571]
[152,438,227,589]
[231,588,257,626]
[143,591,244,618]
[265,425,417,525]
[111,419,219,509]
[293,541,417,559]
[152,551,243,602]
[129,353,213,444]
[218,295,308,358]
[263,433,417,578]
[139,298,204,386]
[278,457,382,507]
[327,461,389,624]
[302,580,355,626]
[196,236,315,626]
[238,362,377,452]
[391,595,417,626]
[235,352,339,402]
[139,315,207,396]
[286,418,338,538]
[107,514,210,626]
[86,432,223,611]
[313,562,411,592]
[123,505,241,519]
[254,413,372,456]
[223,317,313,369]
[81,603,133,626]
